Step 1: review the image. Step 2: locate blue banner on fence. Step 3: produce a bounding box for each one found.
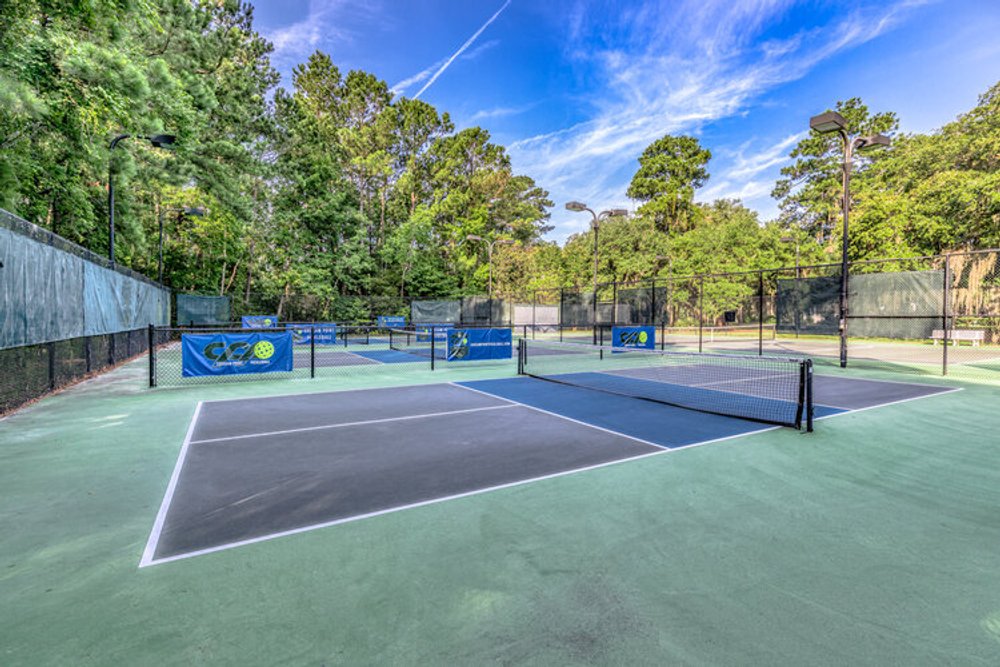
[377,315,407,328]
[285,323,337,345]
[416,324,452,342]
[446,328,513,361]
[611,326,655,349]
[242,315,279,329]
[182,332,294,377]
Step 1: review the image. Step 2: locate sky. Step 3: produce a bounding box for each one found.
[251,0,1000,243]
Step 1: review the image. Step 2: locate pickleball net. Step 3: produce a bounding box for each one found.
[388,327,448,359]
[517,339,813,430]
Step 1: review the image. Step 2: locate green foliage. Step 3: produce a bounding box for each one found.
[626,135,711,232]
[772,98,898,247]
[1,0,996,318]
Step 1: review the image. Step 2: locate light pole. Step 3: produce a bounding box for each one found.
[109,133,175,265]
[808,112,889,367]
[158,205,205,284]
[466,235,515,301]
[564,202,628,294]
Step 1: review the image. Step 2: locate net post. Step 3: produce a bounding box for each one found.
[758,271,764,356]
[805,359,814,432]
[942,253,950,375]
[430,326,436,370]
[517,338,525,374]
[148,324,156,388]
[310,325,316,379]
[660,322,665,351]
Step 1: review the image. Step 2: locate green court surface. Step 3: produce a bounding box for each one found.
[2,357,1000,665]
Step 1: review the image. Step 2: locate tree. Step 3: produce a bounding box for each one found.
[772,97,897,248]
[626,135,711,232]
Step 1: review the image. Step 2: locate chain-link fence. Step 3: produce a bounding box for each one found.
[1,327,164,414]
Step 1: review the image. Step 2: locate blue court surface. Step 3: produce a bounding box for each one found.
[142,373,957,565]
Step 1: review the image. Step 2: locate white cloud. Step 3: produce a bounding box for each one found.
[512,0,920,242]
[263,0,382,68]
[467,104,536,123]
[398,0,512,99]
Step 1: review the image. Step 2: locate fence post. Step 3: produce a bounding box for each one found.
[612,280,618,328]
[47,341,56,391]
[758,271,764,356]
[698,277,704,354]
[148,324,156,388]
[431,326,436,370]
[532,290,536,331]
[310,324,316,379]
[943,254,951,375]
[559,288,565,342]
[650,277,657,330]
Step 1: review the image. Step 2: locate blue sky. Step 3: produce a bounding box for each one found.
[251,0,1000,243]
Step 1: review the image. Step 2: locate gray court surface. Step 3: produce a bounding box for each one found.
[143,384,662,565]
[142,375,957,566]
[811,375,955,410]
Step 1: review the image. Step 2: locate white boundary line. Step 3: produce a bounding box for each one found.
[139,401,204,568]
[815,386,963,419]
[190,404,516,445]
[139,380,787,567]
[137,377,961,567]
[141,447,669,567]
[192,379,458,407]
[449,382,672,450]
[452,381,780,447]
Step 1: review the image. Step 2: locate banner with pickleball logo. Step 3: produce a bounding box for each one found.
[181,332,294,377]
[446,328,513,361]
[241,315,279,329]
[286,323,337,345]
[377,316,407,328]
[611,326,655,349]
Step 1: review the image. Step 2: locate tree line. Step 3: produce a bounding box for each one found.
[1,1,997,315]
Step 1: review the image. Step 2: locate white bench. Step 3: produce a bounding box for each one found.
[931,329,985,346]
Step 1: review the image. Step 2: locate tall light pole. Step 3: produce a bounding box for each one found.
[564,202,628,294]
[109,133,175,265]
[466,235,515,301]
[808,112,889,367]
[158,205,205,284]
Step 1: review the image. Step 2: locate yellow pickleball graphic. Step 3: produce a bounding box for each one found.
[639,331,648,343]
[253,340,275,359]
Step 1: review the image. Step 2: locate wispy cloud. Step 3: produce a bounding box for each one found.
[408,0,512,99]
[467,103,536,123]
[513,0,922,240]
[391,59,446,96]
[263,0,382,70]
[461,39,501,61]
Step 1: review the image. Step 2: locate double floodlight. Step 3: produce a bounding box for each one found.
[809,111,890,151]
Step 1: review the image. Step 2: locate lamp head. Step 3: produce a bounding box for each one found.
[809,111,847,134]
[565,201,588,212]
[856,134,891,151]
